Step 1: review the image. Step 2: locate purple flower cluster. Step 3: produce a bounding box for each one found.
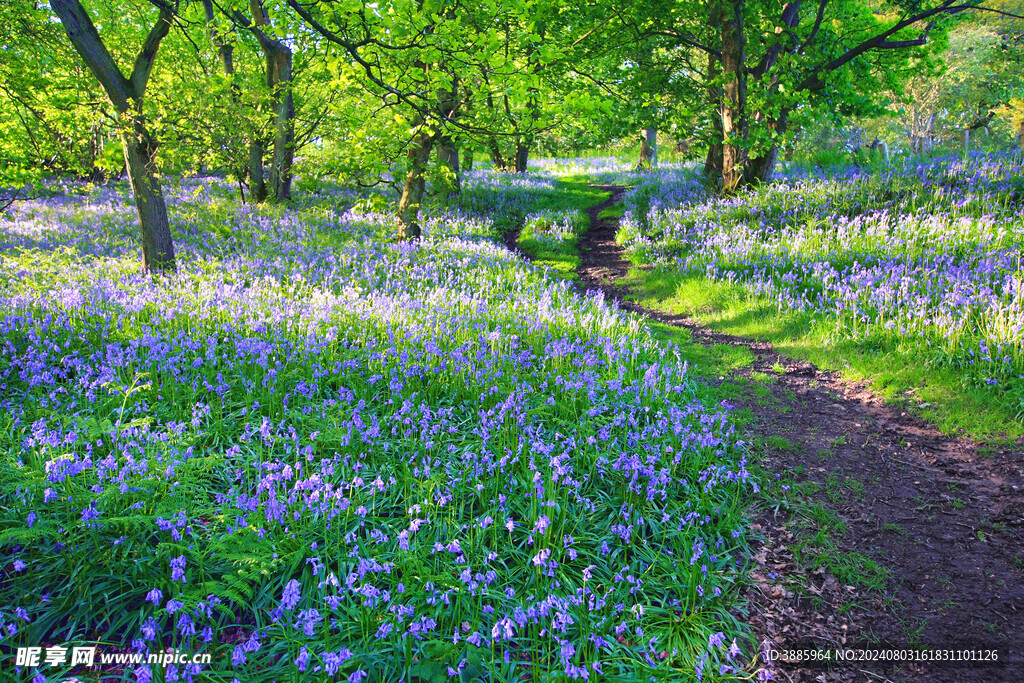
[0,171,752,680]
[621,154,1024,394]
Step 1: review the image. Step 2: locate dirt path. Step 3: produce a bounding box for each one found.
[575,186,1024,682]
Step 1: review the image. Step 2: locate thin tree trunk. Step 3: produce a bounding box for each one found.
[704,55,724,179]
[645,126,658,166]
[637,133,654,169]
[436,74,461,194]
[718,0,747,193]
[514,137,531,173]
[52,0,176,272]
[515,22,541,175]
[397,128,435,240]
[744,1,800,186]
[248,140,267,202]
[488,137,507,170]
[248,0,294,203]
[202,0,234,74]
[1019,121,1024,152]
[268,49,294,202]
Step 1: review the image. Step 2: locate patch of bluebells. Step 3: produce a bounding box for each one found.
[620,153,1024,400]
[529,156,690,185]
[0,171,755,680]
[518,208,589,255]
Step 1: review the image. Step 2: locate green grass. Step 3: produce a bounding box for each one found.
[515,178,609,280]
[622,266,1024,444]
[597,204,625,220]
[760,473,890,592]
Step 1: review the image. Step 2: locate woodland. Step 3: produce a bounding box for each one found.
[2,1,1024,681]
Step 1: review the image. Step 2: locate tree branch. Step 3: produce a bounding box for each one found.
[649,29,721,59]
[51,0,134,111]
[750,0,802,78]
[799,0,971,92]
[800,0,829,50]
[129,10,174,98]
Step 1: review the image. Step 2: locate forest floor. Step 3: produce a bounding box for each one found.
[565,186,1024,682]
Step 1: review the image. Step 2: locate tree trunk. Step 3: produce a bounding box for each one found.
[122,116,175,271]
[1019,121,1024,152]
[462,147,473,172]
[435,73,461,194]
[397,129,435,240]
[52,0,176,273]
[268,49,294,202]
[515,23,541,175]
[747,146,780,184]
[744,2,800,186]
[717,0,747,193]
[248,139,267,202]
[248,0,294,203]
[645,126,658,166]
[514,137,531,173]
[704,55,724,179]
[638,134,654,169]
[487,137,507,170]
[436,136,460,196]
[202,0,234,75]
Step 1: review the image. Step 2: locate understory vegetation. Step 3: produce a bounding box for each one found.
[4,0,1024,680]
[618,154,1024,440]
[1,171,756,682]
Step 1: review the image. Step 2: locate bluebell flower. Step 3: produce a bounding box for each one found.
[295,647,310,672]
[170,555,186,583]
[280,579,301,611]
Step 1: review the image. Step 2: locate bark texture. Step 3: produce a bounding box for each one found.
[487,137,508,171]
[121,120,174,272]
[397,128,435,240]
[248,0,294,203]
[268,49,294,202]
[638,134,654,169]
[248,140,267,202]
[717,0,747,193]
[436,76,461,194]
[704,55,724,180]
[645,126,658,166]
[514,138,531,173]
[747,109,789,184]
[744,2,800,185]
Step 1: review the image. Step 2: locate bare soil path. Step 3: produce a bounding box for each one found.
[575,186,1024,682]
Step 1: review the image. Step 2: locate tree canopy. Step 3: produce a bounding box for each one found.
[0,0,1020,267]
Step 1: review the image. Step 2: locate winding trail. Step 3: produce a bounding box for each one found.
[573,186,1024,682]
